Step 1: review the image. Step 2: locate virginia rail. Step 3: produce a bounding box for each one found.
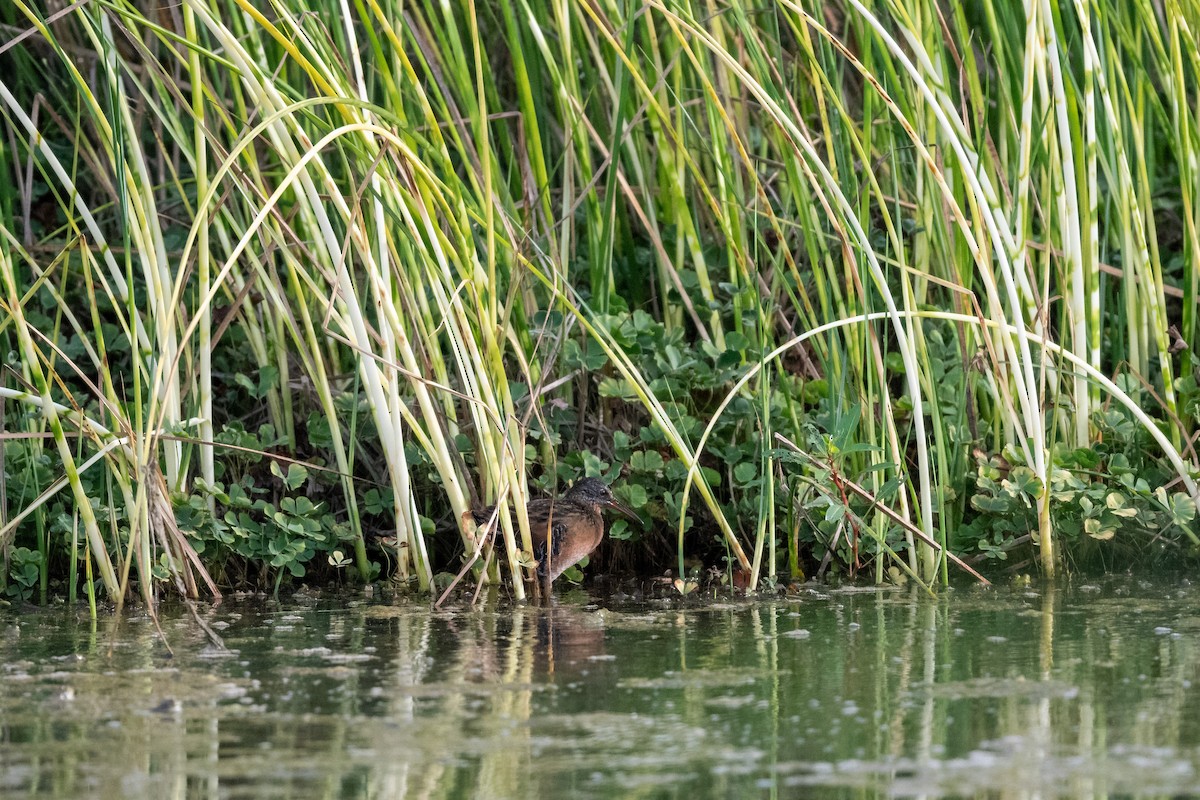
[472,477,637,595]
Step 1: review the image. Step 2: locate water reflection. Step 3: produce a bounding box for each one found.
[1,578,1199,798]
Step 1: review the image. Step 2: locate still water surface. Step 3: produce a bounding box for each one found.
[2,576,1199,798]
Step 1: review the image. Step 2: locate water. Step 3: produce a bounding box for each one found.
[2,576,1198,799]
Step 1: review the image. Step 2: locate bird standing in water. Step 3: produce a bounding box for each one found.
[472,477,637,597]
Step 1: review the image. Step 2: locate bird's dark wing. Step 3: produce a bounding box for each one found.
[532,516,567,577]
[474,497,574,576]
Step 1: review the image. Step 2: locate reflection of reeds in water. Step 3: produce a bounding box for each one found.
[364,604,598,796]
[2,587,1199,797]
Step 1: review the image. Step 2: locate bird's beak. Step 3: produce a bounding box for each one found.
[603,496,640,523]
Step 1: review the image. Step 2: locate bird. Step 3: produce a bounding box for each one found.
[472,477,637,596]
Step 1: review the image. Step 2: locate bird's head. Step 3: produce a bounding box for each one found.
[564,477,638,522]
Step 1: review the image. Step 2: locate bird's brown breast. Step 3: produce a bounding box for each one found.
[472,496,606,582]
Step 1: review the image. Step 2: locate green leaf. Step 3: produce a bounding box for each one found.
[673,578,698,595]
[563,338,608,371]
[1007,466,1043,497]
[1105,492,1139,518]
[630,450,665,472]
[1109,453,1133,475]
[257,365,280,397]
[306,413,333,450]
[270,461,309,491]
[598,377,635,399]
[716,348,741,370]
[831,404,862,452]
[620,483,648,508]
[580,451,605,477]
[608,519,633,541]
[1001,443,1026,466]
[725,331,751,352]
[664,459,688,481]
[363,488,390,516]
[1085,517,1116,541]
[971,494,1012,513]
[1169,492,1198,527]
[733,462,757,485]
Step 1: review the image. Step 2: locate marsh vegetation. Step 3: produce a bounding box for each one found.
[1,0,1198,609]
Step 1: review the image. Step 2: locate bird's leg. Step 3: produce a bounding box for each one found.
[542,504,556,598]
